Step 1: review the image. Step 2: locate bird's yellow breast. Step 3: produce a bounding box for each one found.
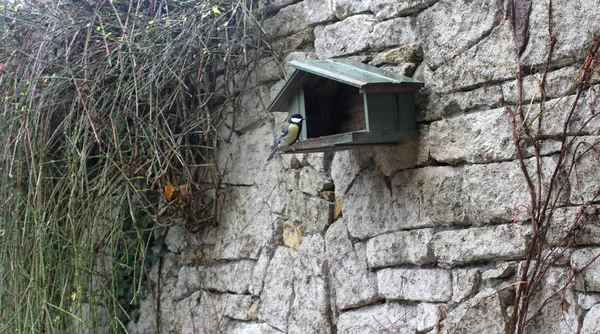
[281,123,300,146]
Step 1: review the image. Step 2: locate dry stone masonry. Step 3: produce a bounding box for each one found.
[126,0,600,333]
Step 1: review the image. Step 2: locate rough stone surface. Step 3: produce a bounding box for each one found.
[263,0,335,38]
[521,0,600,67]
[452,268,481,303]
[418,85,505,121]
[366,228,434,268]
[429,107,515,164]
[325,220,379,310]
[417,0,504,70]
[568,136,600,205]
[234,85,272,133]
[581,303,600,334]
[332,0,371,19]
[298,166,333,196]
[286,189,332,234]
[372,124,430,175]
[501,65,579,104]
[572,248,600,292]
[369,43,424,67]
[369,17,418,51]
[431,224,530,268]
[377,268,452,302]
[221,321,284,334]
[337,302,439,333]
[330,148,373,196]
[370,0,438,20]
[259,247,297,331]
[314,15,376,58]
[440,288,506,333]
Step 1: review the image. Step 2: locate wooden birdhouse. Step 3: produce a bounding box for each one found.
[268,58,424,153]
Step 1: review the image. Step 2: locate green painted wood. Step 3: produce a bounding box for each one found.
[364,93,398,133]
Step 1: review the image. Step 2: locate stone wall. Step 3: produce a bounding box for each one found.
[127,0,600,333]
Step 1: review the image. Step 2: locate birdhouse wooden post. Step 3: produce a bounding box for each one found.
[268,58,424,153]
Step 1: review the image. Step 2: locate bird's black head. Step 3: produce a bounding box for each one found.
[288,113,305,125]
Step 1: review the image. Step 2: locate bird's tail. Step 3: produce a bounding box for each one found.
[266,145,279,161]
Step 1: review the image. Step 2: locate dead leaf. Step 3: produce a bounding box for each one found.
[560,298,571,312]
[165,182,175,200]
[283,221,302,248]
[179,184,191,200]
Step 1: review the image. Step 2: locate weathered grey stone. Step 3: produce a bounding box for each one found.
[325,220,379,310]
[417,0,503,70]
[440,288,506,333]
[533,93,600,137]
[337,302,439,333]
[214,186,276,260]
[332,0,371,19]
[305,152,331,173]
[314,15,376,58]
[263,0,335,38]
[521,0,600,67]
[174,260,255,298]
[298,166,333,196]
[221,320,284,334]
[222,294,259,321]
[572,248,600,292]
[568,136,600,205]
[369,17,418,51]
[377,268,452,302]
[452,268,481,303]
[330,148,373,196]
[259,246,297,331]
[369,43,424,67]
[288,235,331,334]
[523,268,581,334]
[392,166,464,228]
[481,262,516,280]
[546,206,600,247]
[429,107,515,164]
[286,189,332,234]
[372,124,430,176]
[429,22,517,91]
[175,291,221,334]
[366,228,435,268]
[370,0,438,20]
[282,51,319,77]
[418,85,504,121]
[272,28,315,53]
[581,304,600,334]
[577,292,600,310]
[501,65,579,104]
[431,224,530,268]
[165,225,185,253]
[249,248,272,296]
[234,85,272,133]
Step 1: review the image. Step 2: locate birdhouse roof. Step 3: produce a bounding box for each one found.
[268,58,424,112]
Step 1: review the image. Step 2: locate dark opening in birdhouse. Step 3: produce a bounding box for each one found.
[268,59,424,153]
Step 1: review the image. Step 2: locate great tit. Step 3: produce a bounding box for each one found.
[267,113,306,161]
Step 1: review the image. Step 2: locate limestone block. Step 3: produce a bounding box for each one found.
[263,0,335,38]
[204,260,255,294]
[372,124,430,176]
[523,268,581,334]
[417,0,504,70]
[429,108,515,164]
[392,166,464,228]
[577,292,600,310]
[481,262,516,280]
[174,266,204,300]
[377,268,452,302]
[330,148,373,196]
[325,220,379,310]
[336,302,439,333]
[418,85,504,121]
[221,320,284,334]
[430,224,530,268]
[568,136,600,205]
[501,65,579,104]
[288,235,331,334]
[531,93,600,137]
[546,206,600,247]
[452,268,481,303]
[369,17,418,51]
[521,0,600,67]
[298,166,333,196]
[314,15,376,58]
[572,247,600,292]
[286,189,332,234]
[332,0,371,20]
[272,28,315,53]
[222,294,259,321]
[249,248,273,296]
[370,0,438,20]
[343,168,397,239]
[259,246,297,331]
[366,228,435,268]
[440,288,506,333]
[369,43,424,67]
[213,186,276,260]
[165,225,185,253]
[234,85,272,133]
[175,291,221,334]
[581,304,600,334]
[428,22,517,92]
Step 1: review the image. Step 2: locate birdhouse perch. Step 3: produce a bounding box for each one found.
[268,58,424,153]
